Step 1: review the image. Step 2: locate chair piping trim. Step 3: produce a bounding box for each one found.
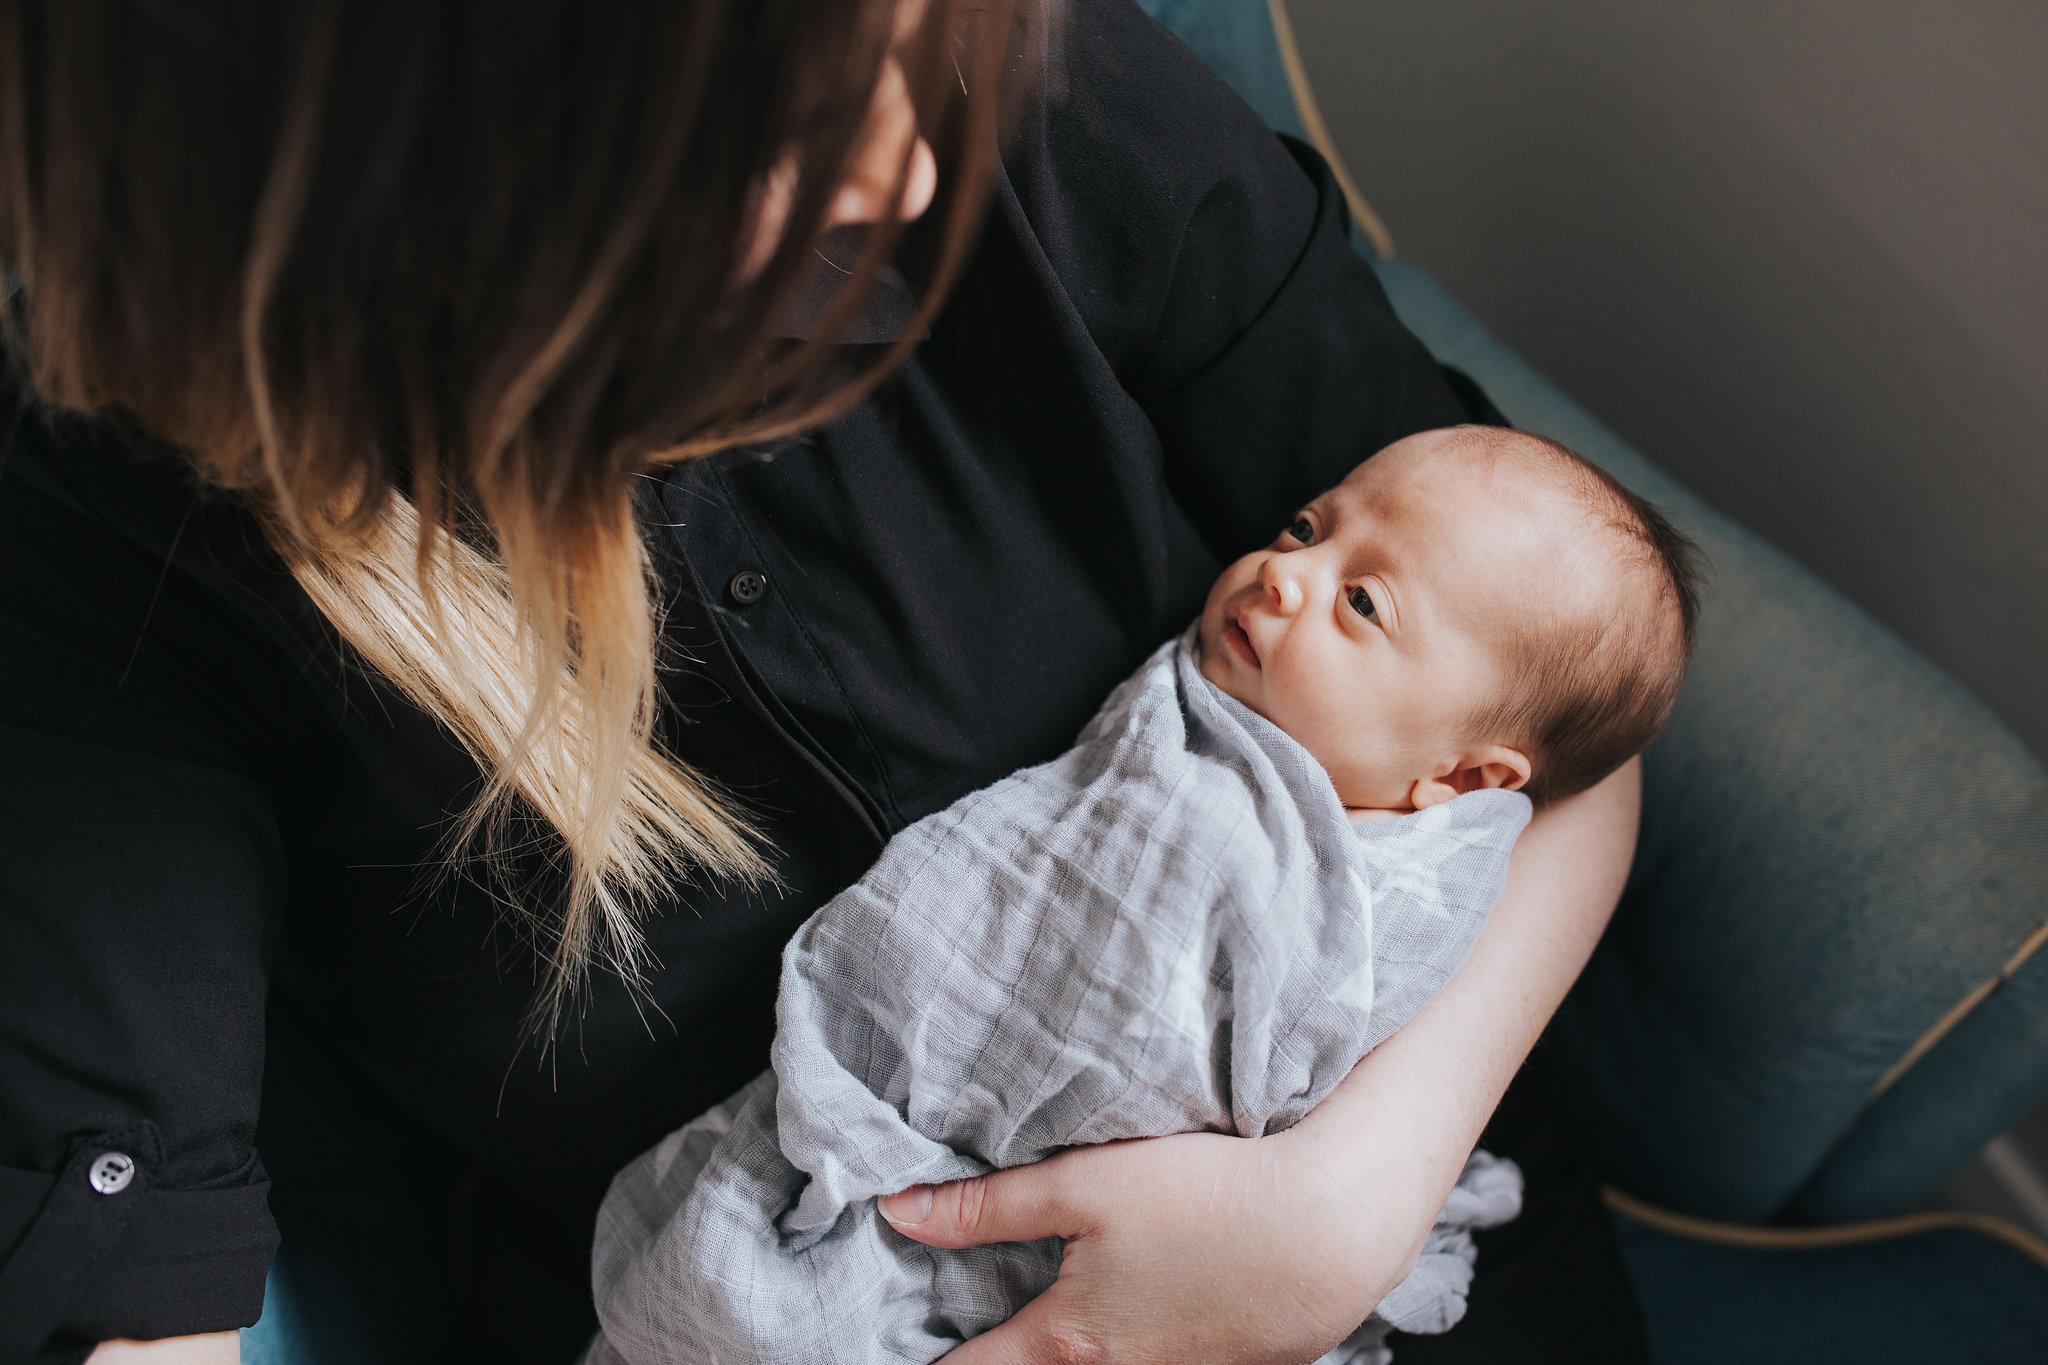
[1602,1185,2048,1276]
[1866,915,2048,1104]
[1267,0,1397,260]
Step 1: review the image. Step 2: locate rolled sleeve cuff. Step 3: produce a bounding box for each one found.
[0,1123,277,1362]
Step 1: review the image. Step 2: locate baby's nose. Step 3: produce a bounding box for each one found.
[1260,556,1307,614]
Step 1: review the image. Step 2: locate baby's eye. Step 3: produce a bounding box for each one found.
[1287,516,1315,545]
[1348,585,1378,622]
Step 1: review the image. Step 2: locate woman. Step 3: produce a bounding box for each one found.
[0,1,1642,1360]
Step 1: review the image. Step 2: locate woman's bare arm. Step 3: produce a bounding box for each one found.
[1278,754,1641,1289]
[89,1335,239,1364]
[879,758,1641,1364]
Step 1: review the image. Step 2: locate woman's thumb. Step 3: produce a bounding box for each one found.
[877,1163,1073,1249]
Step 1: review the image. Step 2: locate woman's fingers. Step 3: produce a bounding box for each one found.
[914,1131,1369,1365]
[879,1154,1085,1250]
[935,1285,1098,1365]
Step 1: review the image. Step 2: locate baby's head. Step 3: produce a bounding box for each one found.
[1198,426,1701,810]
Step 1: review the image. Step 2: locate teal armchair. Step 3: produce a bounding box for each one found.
[1134,0,2048,1359]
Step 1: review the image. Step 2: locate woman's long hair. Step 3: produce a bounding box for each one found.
[0,0,1030,1033]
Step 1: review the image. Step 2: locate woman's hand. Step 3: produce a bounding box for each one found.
[879,1121,1417,1365]
[882,759,1643,1364]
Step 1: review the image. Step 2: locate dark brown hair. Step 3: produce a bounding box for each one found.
[1463,429,1704,807]
[0,0,1034,1029]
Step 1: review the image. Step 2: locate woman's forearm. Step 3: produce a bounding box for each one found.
[1282,757,1641,1289]
[89,1335,239,1364]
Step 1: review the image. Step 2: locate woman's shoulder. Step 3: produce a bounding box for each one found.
[0,382,337,771]
[999,0,1324,391]
[1014,0,1306,204]
[3,381,263,584]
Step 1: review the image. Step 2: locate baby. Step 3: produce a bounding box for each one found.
[1201,424,1697,818]
[586,426,1700,1365]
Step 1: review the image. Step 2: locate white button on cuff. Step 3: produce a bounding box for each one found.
[88,1151,135,1195]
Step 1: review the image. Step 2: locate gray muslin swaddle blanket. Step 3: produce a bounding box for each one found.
[589,634,1532,1365]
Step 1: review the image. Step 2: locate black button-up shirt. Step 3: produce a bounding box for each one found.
[0,1,1485,1355]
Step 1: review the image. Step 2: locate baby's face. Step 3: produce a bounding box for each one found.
[1198,429,1583,810]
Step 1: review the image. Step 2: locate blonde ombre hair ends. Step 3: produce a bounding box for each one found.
[283,495,763,1030]
[0,0,1030,1034]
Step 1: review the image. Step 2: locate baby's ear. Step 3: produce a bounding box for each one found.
[1409,744,1532,810]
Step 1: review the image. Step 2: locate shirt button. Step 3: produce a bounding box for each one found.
[88,1151,136,1195]
[727,570,768,607]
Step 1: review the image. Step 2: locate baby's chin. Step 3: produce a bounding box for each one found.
[1193,620,1256,711]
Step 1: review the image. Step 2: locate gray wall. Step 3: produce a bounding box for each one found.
[1290,0,2048,760]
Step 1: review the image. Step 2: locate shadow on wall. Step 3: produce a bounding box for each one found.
[1289,0,2048,761]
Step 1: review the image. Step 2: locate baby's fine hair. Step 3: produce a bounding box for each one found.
[1457,427,1704,807]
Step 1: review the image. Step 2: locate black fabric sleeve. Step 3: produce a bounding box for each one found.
[1008,0,1484,560]
[0,435,285,1357]
[1141,133,1477,556]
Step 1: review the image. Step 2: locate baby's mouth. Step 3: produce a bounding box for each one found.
[1223,606,1261,668]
